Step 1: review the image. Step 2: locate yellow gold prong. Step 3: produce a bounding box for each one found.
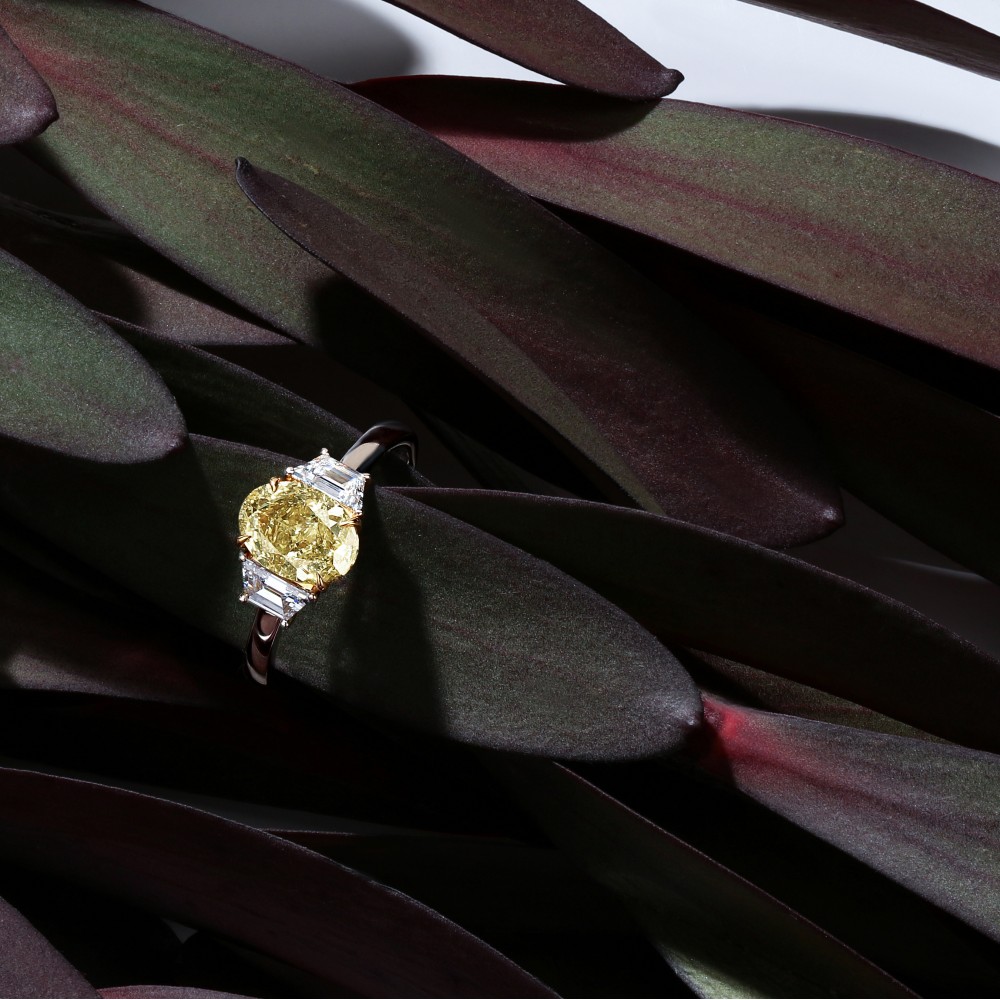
[236,534,251,546]
[269,476,282,492]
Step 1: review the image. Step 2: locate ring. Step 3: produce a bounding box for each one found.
[236,422,417,685]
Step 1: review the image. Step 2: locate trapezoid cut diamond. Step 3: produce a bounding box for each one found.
[241,559,313,622]
[288,450,368,512]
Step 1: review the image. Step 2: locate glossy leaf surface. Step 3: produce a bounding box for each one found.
[699,697,1000,945]
[236,156,842,542]
[0,436,702,760]
[0,248,184,462]
[723,310,1000,587]
[685,650,938,741]
[383,0,681,98]
[0,23,54,144]
[494,758,910,998]
[2,0,841,543]
[0,768,552,997]
[0,558,495,828]
[0,195,286,347]
[397,488,1000,751]
[738,0,1000,80]
[357,78,1000,376]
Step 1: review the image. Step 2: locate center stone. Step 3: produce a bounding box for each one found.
[238,478,360,590]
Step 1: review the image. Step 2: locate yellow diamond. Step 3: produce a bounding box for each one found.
[238,478,360,590]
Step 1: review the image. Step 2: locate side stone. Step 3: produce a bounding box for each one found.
[241,559,314,623]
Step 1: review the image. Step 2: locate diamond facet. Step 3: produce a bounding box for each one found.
[288,451,368,512]
[240,559,313,622]
[238,477,361,591]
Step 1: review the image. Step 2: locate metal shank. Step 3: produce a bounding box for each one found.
[244,422,416,685]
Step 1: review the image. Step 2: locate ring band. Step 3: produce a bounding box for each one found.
[237,422,417,685]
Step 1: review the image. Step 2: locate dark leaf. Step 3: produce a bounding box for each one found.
[684,649,940,741]
[356,77,1000,380]
[719,308,1000,588]
[100,990,247,999]
[0,436,702,760]
[396,487,1000,752]
[0,558,505,830]
[738,0,1000,81]
[273,830,633,935]
[236,156,842,544]
[492,758,910,997]
[0,893,98,998]
[0,195,286,347]
[0,23,55,144]
[4,0,840,543]
[0,768,551,997]
[0,248,184,462]
[697,697,1000,947]
[380,0,681,98]
[119,327,425,486]
[0,865,182,992]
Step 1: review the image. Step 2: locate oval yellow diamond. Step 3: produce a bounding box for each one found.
[238,478,360,590]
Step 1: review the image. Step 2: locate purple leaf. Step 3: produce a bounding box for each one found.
[697,696,1000,946]
[0,248,185,462]
[235,157,842,545]
[0,195,286,347]
[0,894,98,998]
[0,23,55,144]
[100,990,247,999]
[356,77,1000,384]
[1,0,841,543]
[0,435,703,760]
[738,0,1000,80]
[0,768,554,997]
[395,487,1000,752]
[491,758,910,997]
[379,0,681,98]
[716,307,1000,588]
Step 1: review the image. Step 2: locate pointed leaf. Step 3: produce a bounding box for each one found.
[237,156,842,543]
[3,0,840,543]
[720,308,1000,587]
[0,23,55,143]
[118,327,425,486]
[100,990,246,999]
[737,0,1000,81]
[0,558,500,829]
[492,758,910,998]
[0,894,98,998]
[274,830,633,935]
[698,697,1000,946]
[0,248,184,461]
[395,488,1000,752]
[0,768,553,997]
[0,195,286,347]
[0,435,702,760]
[357,77,1000,380]
[685,649,939,741]
[382,0,680,98]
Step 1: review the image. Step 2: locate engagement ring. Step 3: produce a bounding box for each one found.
[236,422,417,684]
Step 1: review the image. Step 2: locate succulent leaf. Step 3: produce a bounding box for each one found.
[395,487,1000,751]
[380,0,682,99]
[738,0,1000,80]
[0,435,703,761]
[0,0,843,543]
[356,78,1000,383]
[0,247,185,462]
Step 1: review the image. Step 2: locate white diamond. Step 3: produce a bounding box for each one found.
[288,449,368,513]
[241,559,313,623]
